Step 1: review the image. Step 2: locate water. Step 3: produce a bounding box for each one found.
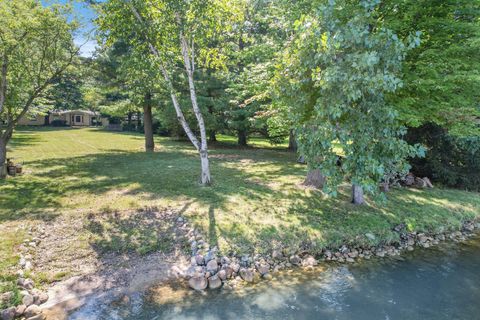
[71,236,480,320]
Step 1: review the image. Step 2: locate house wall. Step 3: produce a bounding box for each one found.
[17,114,46,126]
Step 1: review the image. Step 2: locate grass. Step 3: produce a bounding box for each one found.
[1,127,480,292]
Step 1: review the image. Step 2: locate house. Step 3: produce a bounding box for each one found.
[18,110,109,127]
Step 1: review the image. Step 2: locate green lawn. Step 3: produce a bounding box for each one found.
[1,127,480,286]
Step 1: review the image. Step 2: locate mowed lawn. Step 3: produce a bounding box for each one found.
[1,127,480,282]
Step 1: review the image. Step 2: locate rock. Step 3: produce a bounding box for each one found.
[414,177,427,188]
[347,250,358,259]
[188,276,208,291]
[418,234,428,244]
[346,258,355,263]
[272,250,283,260]
[24,305,41,318]
[19,278,34,290]
[206,260,218,274]
[0,292,13,305]
[22,294,34,307]
[217,269,227,281]
[365,233,376,241]
[256,264,270,275]
[422,177,433,188]
[393,223,406,232]
[241,255,251,267]
[208,275,222,289]
[302,255,318,267]
[404,173,415,186]
[464,223,475,232]
[204,250,216,264]
[262,273,273,280]
[15,305,26,317]
[407,246,414,251]
[239,268,254,283]
[376,251,385,258]
[1,307,16,320]
[26,314,45,320]
[34,292,48,305]
[289,255,302,266]
[195,254,205,266]
[230,262,240,273]
[220,256,231,265]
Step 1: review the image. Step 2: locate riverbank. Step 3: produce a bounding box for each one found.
[1,128,480,318]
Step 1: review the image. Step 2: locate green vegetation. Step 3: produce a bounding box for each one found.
[1,128,478,287]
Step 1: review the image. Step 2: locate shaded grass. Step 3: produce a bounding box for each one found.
[0,127,479,290]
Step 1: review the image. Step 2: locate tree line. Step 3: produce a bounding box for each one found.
[1,0,479,203]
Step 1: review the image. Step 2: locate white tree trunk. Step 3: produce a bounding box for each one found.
[352,184,365,205]
[181,35,211,185]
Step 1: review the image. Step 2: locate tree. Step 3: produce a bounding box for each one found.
[0,0,77,178]
[276,0,423,204]
[98,0,236,184]
[381,0,480,137]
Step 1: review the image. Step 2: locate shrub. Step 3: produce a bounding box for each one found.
[406,123,480,191]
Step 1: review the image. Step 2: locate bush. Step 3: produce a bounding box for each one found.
[405,123,480,191]
[50,119,67,127]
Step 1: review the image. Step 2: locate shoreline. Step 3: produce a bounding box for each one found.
[3,210,479,319]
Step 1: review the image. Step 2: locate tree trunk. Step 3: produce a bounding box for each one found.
[209,130,217,143]
[143,94,154,152]
[0,137,7,179]
[238,130,247,146]
[303,169,326,189]
[137,111,142,129]
[181,35,211,185]
[127,112,132,127]
[288,130,297,152]
[352,184,365,205]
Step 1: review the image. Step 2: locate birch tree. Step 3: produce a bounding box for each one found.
[98,0,235,184]
[0,0,77,179]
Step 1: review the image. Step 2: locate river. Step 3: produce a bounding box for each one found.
[70,235,480,320]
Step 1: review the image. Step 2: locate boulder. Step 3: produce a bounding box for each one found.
[239,268,254,283]
[422,177,433,188]
[220,256,231,265]
[24,305,41,318]
[194,254,205,266]
[230,262,240,273]
[217,269,227,281]
[208,275,222,289]
[15,305,27,317]
[1,307,16,320]
[289,255,302,266]
[414,177,427,188]
[0,292,13,305]
[206,260,218,274]
[272,250,283,260]
[302,255,318,267]
[256,264,270,276]
[22,294,34,307]
[404,173,415,186]
[188,276,208,291]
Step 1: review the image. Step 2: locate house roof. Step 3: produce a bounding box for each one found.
[52,110,98,116]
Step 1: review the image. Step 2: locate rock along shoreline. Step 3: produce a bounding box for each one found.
[175,216,480,292]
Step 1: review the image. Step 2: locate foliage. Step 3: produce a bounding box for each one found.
[382,0,480,136]
[276,0,423,198]
[406,123,480,191]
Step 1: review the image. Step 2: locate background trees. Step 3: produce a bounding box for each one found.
[0,0,77,178]
[276,0,423,204]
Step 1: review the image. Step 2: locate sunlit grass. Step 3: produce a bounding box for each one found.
[0,127,479,287]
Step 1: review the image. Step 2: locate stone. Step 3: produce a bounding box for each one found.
[220,256,231,265]
[289,255,302,266]
[262,273,273,280]
[239,268,254,283]
[302,255,318,267]
[35,292,48,305]
[1,307,16,320]
[256,264,270,276]
[208,275,222,289]
[347,250,358,259]
[241,255,251,267]
[15,305,27,317]
[346,258,355,263]
[272,250,283,260]
[19,278,34,290]
[404,173,415,186]
[22,294,34,307]
[195,254,205,266]
[418,234,428,244]
[204,250,216,264]
[188,276,208,291]
[0,292,13,305]
[414,177,427,188]
[365,233,376,241]
[24,305,41,318]
[230,262,240,273]
[422,177,433,188]
[206,260,218,274]
[217,269,227,281]
[26,314,45,320]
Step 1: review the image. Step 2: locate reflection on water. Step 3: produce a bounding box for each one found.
[71,236,480,320]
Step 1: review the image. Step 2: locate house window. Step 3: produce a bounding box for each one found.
[75,115,82,123]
